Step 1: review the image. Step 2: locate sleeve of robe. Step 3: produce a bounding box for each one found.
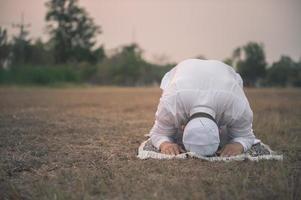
[227,100,256,152]
[149,97,177,150]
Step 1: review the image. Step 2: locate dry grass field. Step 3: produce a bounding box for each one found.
[0,86,300,200]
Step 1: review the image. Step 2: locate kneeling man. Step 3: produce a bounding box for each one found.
[149,59,256,157]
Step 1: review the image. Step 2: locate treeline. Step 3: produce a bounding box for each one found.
[224,42,301,87]
[0,0,300,87]
[0,0,173,86]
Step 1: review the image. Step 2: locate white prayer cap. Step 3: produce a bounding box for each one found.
[183,117,220,156]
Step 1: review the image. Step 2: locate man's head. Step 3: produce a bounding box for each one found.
[183,117,220,156]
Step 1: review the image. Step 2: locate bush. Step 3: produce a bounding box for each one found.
[91,44,174,86]
[265,56,301,87]
[0,65,86,85]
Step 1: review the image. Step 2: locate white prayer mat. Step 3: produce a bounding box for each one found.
[137,138,283,161]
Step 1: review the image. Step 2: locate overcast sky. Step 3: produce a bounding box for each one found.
[0,0,300,64]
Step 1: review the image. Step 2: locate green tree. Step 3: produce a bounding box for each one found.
[45,0,104,64]
[107,44,144,85]
[266,56,301,87]
[223,58,233,66]
[0,27,10,69]
[236,42,267,86]
[94,43,172,86]
[295,60,301,87]
[10,23,32,66]
[27,39,54,66]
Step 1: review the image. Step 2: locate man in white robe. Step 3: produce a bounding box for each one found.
[149,59,257,157]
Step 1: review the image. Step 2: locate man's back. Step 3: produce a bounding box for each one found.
[161,59,243,93]
[159,59,248,127]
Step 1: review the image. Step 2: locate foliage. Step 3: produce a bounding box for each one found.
[26,39,55,66]
[1,16,300,88]
[0,64,97,85]
[265,56,301,87]
[225,42,301,87]
[0,27,10,68]
[93,44,173,86]
[236,42,267,86]
[10,22,33,66]
[45,0,104,64]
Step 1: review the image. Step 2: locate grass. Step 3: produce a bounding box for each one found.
[0,87,300,199]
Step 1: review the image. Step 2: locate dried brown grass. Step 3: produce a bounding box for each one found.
[0,87,300,200]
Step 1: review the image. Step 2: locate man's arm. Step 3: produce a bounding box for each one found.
[150,120,175,149]
[149,99,184,155]
[227,102,255,152]
[150,112,185,155]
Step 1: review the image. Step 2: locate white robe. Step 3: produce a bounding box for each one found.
[150,59,257,152]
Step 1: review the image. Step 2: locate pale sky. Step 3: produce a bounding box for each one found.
[0,0,300,64]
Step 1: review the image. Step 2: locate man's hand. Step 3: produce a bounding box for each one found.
[160,142,186,155]
[217,142,244,157]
